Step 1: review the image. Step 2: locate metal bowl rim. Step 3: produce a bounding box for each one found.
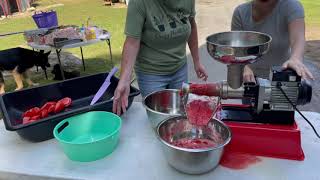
[206,31,272,48]
[156,116,232,153]
[142,89,184,116]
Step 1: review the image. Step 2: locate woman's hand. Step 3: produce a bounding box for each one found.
[282,59,314,80]
[194,62,208,81]
[243,65,256,83]
[188,18,207,81]
[285,18,314,80]
[112,79,131,115]
[112,37,140,115]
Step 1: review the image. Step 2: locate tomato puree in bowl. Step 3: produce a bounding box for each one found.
[172,138,216,149]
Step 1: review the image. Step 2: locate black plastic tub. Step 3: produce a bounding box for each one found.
[0,72,140,142]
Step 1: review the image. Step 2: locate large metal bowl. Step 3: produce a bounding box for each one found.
[206,31,272,64]
[143,89,184,129]
[157,116,232,174]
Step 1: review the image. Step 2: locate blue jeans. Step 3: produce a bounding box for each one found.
[136,63,188,98]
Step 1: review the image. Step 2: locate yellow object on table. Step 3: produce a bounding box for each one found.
[85,28,96,40]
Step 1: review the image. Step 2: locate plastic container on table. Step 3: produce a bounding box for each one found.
[0,73,140,142]
[54,111,121,162]
[32,11,58,29]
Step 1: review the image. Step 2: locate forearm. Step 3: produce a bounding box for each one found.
[289,18,305,62]
[119,37,140,82]
[188,18,200,65]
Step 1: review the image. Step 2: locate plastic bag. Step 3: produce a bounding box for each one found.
[185,93,219,126]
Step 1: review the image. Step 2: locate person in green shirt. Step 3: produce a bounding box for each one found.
[113,0,208,115]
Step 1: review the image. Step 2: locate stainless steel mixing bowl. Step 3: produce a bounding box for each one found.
[157,116,232,174]
[143,89,185,128]
[206,31,272,64]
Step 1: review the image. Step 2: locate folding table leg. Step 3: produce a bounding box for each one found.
[56,49,65,80]
[106,39,113,66]
[80,47,86,71]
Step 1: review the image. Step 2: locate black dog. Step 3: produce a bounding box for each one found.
[0,48,50,94]
[51,64,80,80]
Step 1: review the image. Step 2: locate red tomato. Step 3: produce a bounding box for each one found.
[41,109,49,118]
[32,107,40,114]
[59,97,72,107]
[23,107,40,117]
[47,105,55,113]
[40,102,56,111]
[54,101,65,113]
[23,110,32,118]
[23,116,31,124]
[31,115,41,121]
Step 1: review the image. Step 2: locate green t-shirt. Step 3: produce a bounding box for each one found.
[125,0,196,75]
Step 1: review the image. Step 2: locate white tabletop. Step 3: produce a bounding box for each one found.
[28,33,111,51]
[0,102,319,180]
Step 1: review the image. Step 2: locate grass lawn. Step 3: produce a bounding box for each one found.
[300,0,320,40]
[300,0,320,65]
[0,0,126,92]
[300,0,320,26]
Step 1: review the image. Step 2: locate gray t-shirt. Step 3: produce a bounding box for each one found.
[231,0,304,78]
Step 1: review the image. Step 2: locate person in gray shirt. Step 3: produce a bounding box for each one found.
[231,0,314,82]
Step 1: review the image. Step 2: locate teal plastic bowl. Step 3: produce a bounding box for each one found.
[53,111,121,162]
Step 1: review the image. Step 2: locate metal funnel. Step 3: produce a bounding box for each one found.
[206,31,271,89]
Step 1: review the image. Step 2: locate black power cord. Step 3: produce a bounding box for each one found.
[277,83,320,139]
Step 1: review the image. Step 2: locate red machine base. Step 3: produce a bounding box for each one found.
[216,104,304,161]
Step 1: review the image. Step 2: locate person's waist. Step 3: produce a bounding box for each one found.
[135,59,187,75]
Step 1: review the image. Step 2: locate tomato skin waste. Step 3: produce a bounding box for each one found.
[21,97,72,125]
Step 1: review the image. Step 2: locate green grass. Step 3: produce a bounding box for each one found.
[31,0,60,7]
[301,0,320,27]
[0,0,126,92]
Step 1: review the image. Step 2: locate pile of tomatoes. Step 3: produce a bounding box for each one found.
[22,97,72,124]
